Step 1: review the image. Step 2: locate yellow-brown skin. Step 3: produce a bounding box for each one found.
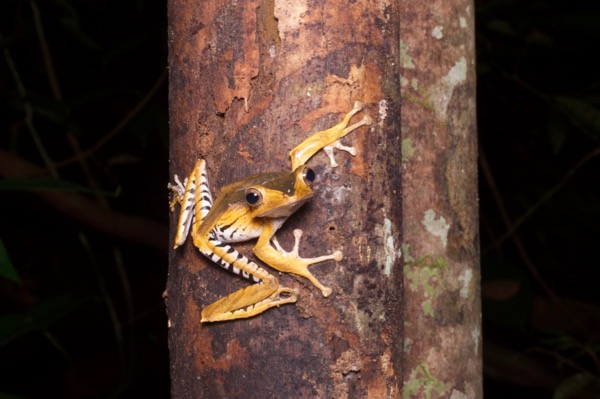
[169,102,371,322]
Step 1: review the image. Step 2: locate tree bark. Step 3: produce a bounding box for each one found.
[167,0,481,397]
[167,0,402,398]
[400,0,482,398]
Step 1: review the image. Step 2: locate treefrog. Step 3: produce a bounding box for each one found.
[168,102,371,322]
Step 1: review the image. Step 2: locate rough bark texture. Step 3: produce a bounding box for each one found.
[167,0,402,398]
[400,0,482,398]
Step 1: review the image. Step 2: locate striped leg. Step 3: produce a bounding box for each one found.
[168,159,213,249]
[198,233,298,322]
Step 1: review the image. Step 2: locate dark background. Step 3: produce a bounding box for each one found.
[1,0,599,398]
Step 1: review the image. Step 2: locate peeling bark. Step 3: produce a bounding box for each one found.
[167,0,402,397]
[400,0,482,398]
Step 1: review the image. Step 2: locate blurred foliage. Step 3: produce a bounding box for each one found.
[1,0,169,398]
[478,0,600,397]
[1,0,600,398]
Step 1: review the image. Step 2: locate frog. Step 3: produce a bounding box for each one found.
[168,101,371,322]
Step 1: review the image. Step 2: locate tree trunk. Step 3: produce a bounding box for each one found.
[167,0,481,397]
[166,0,402,397]
[400,0,482,398]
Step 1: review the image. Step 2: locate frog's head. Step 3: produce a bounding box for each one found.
[245,165,315,218]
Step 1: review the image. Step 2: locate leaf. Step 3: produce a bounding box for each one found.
[481,279,521,301]
[0,294,90,347]
[0,393,27,399]
[553,373,595,399]
[0,178,119,197]
[486,19,518,37]
[481,256,533,330]
[546,113,569,154]
[553,96,600,141]
[0,239,20,285]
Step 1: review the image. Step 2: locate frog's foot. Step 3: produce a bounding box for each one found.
[201,283,299,322]
[289,102,372,170]
[167,174,187,211]
[249,286,299,314]
[271,229,342,297]
[323,114,373,168]
[323,141,357,167]
[206,287,298,322]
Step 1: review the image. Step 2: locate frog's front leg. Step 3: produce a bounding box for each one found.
[253,222,341,297]
[168,159,213,249]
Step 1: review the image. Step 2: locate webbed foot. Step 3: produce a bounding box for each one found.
[271,229,342,297]
[323,113,373,167]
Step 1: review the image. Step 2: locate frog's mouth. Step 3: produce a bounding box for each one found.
[257,194,313,218]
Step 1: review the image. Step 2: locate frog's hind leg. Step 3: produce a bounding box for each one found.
[201,279,298,323]
[168,159,213,249]
[199,236,298,322]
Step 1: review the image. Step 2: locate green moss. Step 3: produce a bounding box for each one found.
[402,139,415,164]
[403,364,446,399]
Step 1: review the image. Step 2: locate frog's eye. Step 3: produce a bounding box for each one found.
[303,167,315,184]
[245,188,263,207]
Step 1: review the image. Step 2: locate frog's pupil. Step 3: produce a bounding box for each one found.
[305,168,315,182]
[246,192,260,205]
